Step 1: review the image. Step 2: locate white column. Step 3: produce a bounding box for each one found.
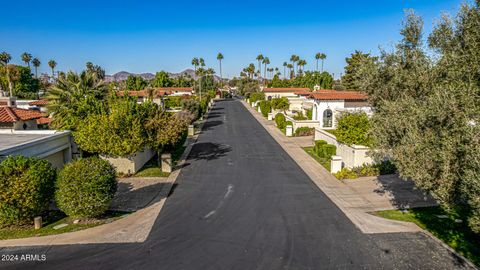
[286,125,293,137]
[267,113,273,120]
[331,155,343,173]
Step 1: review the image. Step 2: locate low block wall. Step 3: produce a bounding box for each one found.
[314,128,373,168]
[285,115,320,131]
[101,148,155,174]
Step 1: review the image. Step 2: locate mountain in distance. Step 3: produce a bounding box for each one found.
[105,69,221,82]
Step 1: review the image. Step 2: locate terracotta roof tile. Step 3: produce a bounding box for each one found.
[0,107,45,123]
[28,100,48,106]
[263,87,311,93]
[36,117,52,125]
[309,90,368,101]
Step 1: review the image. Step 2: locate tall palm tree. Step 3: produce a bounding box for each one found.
[287,63,293,79]
[262,57,270,79]
[298,59,307,75]
[256,54,264,79]
[32,58,41,78]
[217,53,224,82]
[282,62,288,79]
[0,52,13,96]
[21,52,32,68]
[290,55,299,77]
[199,58,205,68]
[315,53,321,71]
[319,53,327,72]
[48,60,57,78]
[191,57,199,74]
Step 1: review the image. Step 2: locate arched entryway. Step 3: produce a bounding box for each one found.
[323,109,333,128]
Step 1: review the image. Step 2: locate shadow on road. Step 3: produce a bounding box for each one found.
[187,142,231,161]
[201,120,223,131]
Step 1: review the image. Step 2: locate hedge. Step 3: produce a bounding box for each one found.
[55,157,117,218]
[258,100,271,117]
[313,140,336,158]
[0,156,56,226]
[249,92,265,103]
[294,127,314,136]
[275,113,286,129]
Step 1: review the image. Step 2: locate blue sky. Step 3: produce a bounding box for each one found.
[0,0,465,78]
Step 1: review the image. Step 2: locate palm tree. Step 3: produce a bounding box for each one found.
[48,60,57,78]
[21,52,32,68]
[191,57,199,74]
[282,62,288,79]
[256,54,264,79]
[199,58,205,68]
[290,55,299,77]
[217,53,224,82]
[0,52,13,96]
[32,58,41,78]
[287,63,293,79]
[315,53,321,71]
[46,71,108,130]
[262,57,270,79]
[298,59,307,75]
[319,53,326,72]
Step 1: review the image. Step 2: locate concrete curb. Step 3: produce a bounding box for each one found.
[0,101,215,248]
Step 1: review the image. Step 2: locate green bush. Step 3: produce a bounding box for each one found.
[335,112,372,147]
[275,113,286,129]
[56,157,117,219]
[249,92,265,103]
[305,109,313,120]
[271,97,289,110]
[0,156,56,226]
[285,121,293,127]
[294,127,314,136]
[164,96,183,108]
[314,141,336,158]
[334,168,358,180]
[258,100,271,117]
[314,140,327,152]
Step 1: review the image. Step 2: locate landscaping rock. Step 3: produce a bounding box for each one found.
[435,215,448,219]
[73,219,80,224]
[454,219,463,223]
[53,223,69,230]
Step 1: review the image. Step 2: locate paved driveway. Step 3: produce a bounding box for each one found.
[0,99,472,269]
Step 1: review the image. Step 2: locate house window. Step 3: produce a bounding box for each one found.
[267,96,272,101]
[323,109,333,127]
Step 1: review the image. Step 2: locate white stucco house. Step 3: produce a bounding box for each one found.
[309,90,371,129]
[0,97,50,130]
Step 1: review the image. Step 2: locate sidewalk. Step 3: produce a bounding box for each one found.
[242,100,426,234]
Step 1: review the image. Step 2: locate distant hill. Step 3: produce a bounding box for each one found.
[105,69,221,82]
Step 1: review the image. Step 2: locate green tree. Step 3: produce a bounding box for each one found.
[262,57,270,79]
[86,62,105,80]
[48,60,57,78]
[283,62,288,79]
[342,51,376,90]
[13,66,40,99]
[21,52,32,68]
[126,75,147,90]
[151,71,172,87]
[46,71,108,130]
[191,57,199,74]
[0,52,13,96]
[318,53,326,72]
[32,58,41,78]
[335,112,372,146]
[364,6,480,233]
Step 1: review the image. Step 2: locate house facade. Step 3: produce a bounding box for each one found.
[309,90,371,129]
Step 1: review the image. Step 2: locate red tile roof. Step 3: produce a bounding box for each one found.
[28,100,48,106]
[36,117,52,125]
[309,90,368,101]
[0,107,45,123]
[263,87,311,93]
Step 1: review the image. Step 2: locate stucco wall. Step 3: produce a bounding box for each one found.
[264,92,297,100]
[312,100,344,129]
[285,115,320,131]
[314,128,373,168]
[101,148,156,174]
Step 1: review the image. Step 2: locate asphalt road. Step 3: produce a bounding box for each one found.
[0,99,472,269]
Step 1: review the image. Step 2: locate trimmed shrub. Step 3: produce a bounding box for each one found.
[271,97,289,110]
[334,168,358,180]
[0,156,56,227]
[275,113,286,129]
[294,127,314,136]
[335,112,372,147]
[323,144,337,157]
[249,92,265,103]
[285,121,293,127]
[56,157,117,218]
[258,100,271,117]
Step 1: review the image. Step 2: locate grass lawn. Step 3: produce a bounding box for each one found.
[303,146,331,171]
[0,210,129,240]
[374,206,480,266]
